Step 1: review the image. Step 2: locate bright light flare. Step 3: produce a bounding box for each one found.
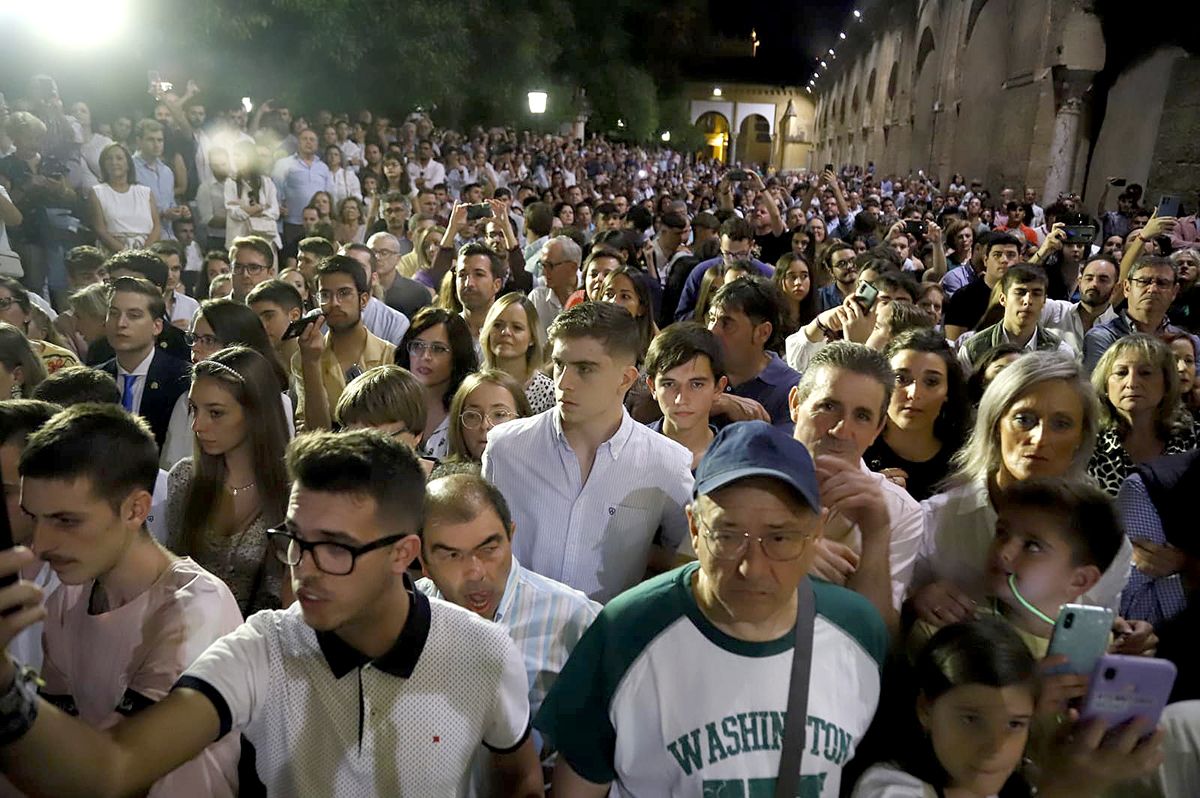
[661,131,671,142]
[12,0,130,48]
[712,87,723,97]
[527,91,548,114]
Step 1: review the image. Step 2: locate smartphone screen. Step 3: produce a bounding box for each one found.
[282,308,323,341]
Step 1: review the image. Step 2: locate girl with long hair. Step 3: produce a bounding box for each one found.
[444,369,532,463]
[0,322,46,398]
[166,346,291,615]
[395,307,478,459]
[479,292,555,414]
[772,252,818,336]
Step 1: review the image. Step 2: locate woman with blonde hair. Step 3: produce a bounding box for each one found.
[0,322,46,398]
[166,346,291,616]
[1087,333,1196,495]
[397,224,444,281]
[480,292,555,413]
[445,369,532,463]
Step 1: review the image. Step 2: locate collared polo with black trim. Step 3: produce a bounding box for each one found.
[176,578,531,795]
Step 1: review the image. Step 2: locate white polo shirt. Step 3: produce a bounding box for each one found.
[176,580,531,796]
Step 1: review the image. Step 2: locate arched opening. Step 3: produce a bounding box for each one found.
[866,69,877,106]
[911,27,938,170]
[964,0,990,44]
[736,114,772,168]
[954,0,1005,180]
[694,111,730,164]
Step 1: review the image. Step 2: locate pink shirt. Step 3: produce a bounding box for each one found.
[40,557,244,798]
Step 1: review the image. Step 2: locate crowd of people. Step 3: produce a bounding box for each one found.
[0,70,1196,797]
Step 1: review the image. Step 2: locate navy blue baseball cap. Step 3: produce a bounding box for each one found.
[693,421,820,510]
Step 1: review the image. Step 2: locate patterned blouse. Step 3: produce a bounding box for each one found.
[166,458,282,617]
[525,370,556,415]
[1087,422,1200,496]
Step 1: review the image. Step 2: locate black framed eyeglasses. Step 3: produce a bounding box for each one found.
[267,527,407,576]
[184,332,223,349]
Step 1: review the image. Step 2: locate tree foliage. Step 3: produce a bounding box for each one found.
[146,0,706,141]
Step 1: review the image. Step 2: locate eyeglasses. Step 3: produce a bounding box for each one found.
[267,527,407,576]
[232,261,268,276]
[720,250,752,261]
[316,287,361,304]
[371,248,400,258]
[1129,276,1176,290]
[0,297,18,310]
[697,518,811,562]
[185,332,223,349]
[407,340,451,357]
[460,408,517,430]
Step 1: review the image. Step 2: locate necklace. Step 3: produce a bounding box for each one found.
[226,480,257,497]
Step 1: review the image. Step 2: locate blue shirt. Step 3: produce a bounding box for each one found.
[723,352,802,432]
[133,153,175,213]
[271,154,333,225]
[940,263,976,300]
[673,255,773,321]
[416,555,600,740]
[818,282,849,312]
[482,408,695,602]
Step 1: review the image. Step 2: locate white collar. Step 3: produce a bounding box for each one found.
[117,348,156,378]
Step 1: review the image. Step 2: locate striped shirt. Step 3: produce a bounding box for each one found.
[483,408,695,602]
[416,555,600,726]
[1118,473,1187,625]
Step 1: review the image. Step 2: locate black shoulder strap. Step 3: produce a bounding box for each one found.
[775,576,816,798]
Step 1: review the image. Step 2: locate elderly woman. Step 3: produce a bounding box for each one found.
[1087,333,1197,496]
[915,351,1133,624]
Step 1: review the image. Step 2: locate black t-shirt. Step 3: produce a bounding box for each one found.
[864,436,956,502]
[943,277,992,331]
[1169,285,1200,333]
[755,230,790,267]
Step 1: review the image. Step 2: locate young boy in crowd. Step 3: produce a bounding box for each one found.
[644,321,727,470]
[17,404,244,796]
[334,364,436,478]
[908,478,1124,659]
[247,278,305,366]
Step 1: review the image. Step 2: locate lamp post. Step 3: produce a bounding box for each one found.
[527,91,548,115]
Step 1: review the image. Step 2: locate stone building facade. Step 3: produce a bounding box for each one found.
[811,0,1199,211]
[685,83,817,172]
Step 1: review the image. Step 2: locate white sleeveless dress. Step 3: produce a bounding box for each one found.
[93,183,154,251]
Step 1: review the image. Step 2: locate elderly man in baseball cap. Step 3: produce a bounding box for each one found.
[536,421,887,798]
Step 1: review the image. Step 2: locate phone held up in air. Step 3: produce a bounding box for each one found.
[1108,177,1127,187]
[726,169,748,182]
[1063,224,1097,244]
[1080,654,1176,737]
[1045,604,1114,676]
[282,307,324,341]
[853,280,879,312]
[466,203,494,221]
[1157,195,1183,218]
[824,163,834,175]
[904,219,927,237]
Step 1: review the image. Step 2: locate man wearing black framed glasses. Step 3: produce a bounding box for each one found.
[0,428,543,797]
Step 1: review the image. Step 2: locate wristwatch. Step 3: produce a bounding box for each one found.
[0,665,41,746]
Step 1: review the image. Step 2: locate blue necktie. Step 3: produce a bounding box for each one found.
[121,375,136,412]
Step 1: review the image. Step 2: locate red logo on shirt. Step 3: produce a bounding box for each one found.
[433,735,440,743]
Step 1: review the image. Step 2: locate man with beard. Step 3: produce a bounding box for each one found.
[1041,254,1120,356]
[416,473,599,777]
[455,242,504,350]
[1084,255,1184,373]
[957,264,1074,374]
[292,255,396,430]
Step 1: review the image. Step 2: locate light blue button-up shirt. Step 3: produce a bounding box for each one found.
[133,153,175,213]
[483,408,695,602]
[271,153,333,225]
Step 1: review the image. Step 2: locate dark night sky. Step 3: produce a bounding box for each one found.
[700,0,858,85]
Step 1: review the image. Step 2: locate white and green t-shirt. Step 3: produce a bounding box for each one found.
[536,562,887,797]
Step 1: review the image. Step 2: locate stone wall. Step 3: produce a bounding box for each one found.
[812,0,1199,211]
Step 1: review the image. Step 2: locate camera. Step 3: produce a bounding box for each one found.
[1063,613,1074,629]
[904,220,927,237]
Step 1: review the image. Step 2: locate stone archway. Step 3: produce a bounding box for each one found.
[694,111,731,164]
[736,114,772,169]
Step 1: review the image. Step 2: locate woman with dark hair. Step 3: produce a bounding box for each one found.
[966,343,1025,405]
[395,306,478,459]
[160,299,292,468]
[166,346,291,616]
[0,321,46,398]
[223,140,280,247]
[600,266,656,362]
[772,252,818,336]
[1162,331,1200,419]
[0,276,79,374]
[380,152,413,197]
[89,142,160,253]
[853,619,1041,797]
[552,200,575,228]
[334,196,367,245]
[325,144,362,207]
[865,329,970,501]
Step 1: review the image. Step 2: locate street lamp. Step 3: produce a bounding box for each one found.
[661,131,671,142]
[712,87,723,97]
[527,91,548,115]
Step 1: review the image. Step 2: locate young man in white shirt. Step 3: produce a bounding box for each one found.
[0,429,543,797]
[484,302,695,602]
[12,403,243,796]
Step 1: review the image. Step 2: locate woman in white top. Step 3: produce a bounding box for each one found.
[89,143,159,253]
[325,144,362,207]
[915,352,1132,621]
[223,140,280,248]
